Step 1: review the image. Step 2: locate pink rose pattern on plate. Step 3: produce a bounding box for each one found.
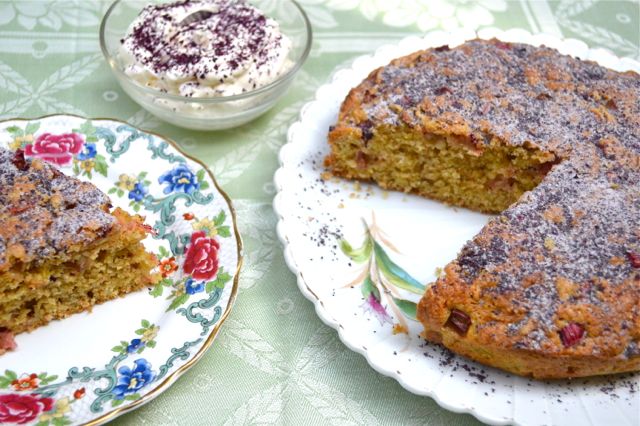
[183,231,220,281]
[0,393,54,425]
[23,132,84,166]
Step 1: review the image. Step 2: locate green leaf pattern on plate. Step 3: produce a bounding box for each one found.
[340,219,423,328]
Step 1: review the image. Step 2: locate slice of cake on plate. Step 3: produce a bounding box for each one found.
[0,148,158,354]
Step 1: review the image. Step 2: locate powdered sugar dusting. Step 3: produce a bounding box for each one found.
[0,148,115,268]
[357,40,639,159]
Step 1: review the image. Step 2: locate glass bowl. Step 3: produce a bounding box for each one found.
[100,0,312,131]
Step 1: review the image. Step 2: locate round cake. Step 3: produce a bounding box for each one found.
[325,39,640,379]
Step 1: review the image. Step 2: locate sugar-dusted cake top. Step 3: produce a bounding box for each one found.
[0,148,115,270]
[343,38,640,159]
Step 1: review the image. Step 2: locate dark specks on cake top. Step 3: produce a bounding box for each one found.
[456,156,640,352]
[0,148,115,269]
[359,39,639,158]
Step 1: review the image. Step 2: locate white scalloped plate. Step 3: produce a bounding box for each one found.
[273,28,640,426]
[0,115,241,426]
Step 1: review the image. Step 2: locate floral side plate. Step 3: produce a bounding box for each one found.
[0,114,241,426]
[274,28,640,426]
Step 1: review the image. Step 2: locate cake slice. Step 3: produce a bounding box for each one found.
[0,148,158,354]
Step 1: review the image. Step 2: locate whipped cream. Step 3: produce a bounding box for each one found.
[119,0,292,97]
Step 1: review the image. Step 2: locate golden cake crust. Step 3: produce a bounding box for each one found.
[327,39,640,379]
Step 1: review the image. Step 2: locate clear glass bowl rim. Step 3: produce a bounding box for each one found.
[99,0,312,104]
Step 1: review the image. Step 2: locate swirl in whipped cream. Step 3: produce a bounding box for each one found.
[119,0,292,97]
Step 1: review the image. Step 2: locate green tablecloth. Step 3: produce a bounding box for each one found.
[1,1,638,424]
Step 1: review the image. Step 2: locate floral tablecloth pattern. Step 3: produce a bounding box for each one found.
[0,1,638,425]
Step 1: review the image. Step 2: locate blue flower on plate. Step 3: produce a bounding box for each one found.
[128,182,148,202]
[158,164,199,195]
[112,359,156,400]
[76,143,97,160]
[184,277,205,295]
[126,338,145,354]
